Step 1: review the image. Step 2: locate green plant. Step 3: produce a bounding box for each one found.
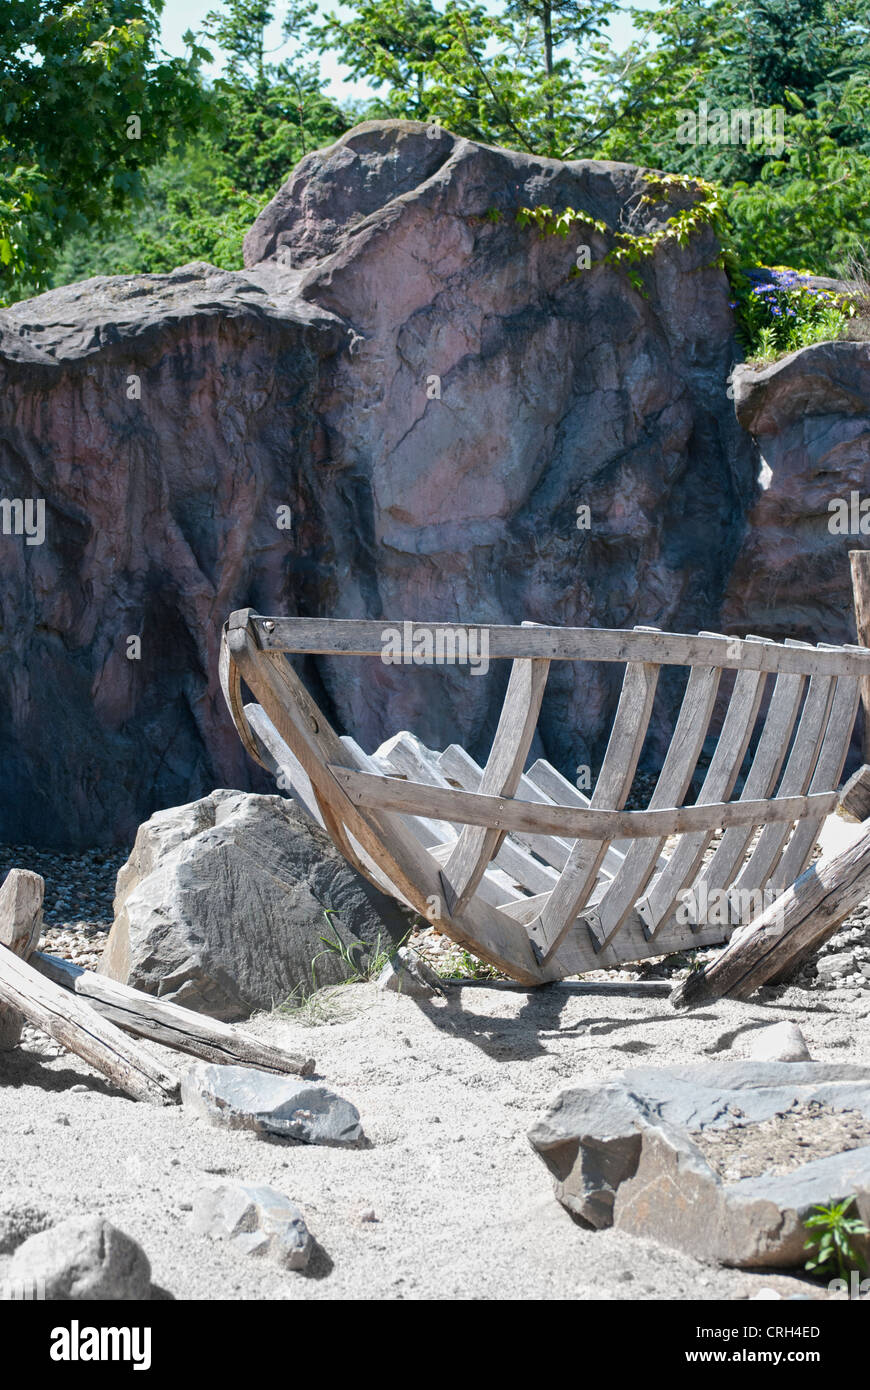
[515,174,728,296]
[734,266,856,363]
[432,947,503,981]
[804,1197,869,1282]
[310,909,404,988]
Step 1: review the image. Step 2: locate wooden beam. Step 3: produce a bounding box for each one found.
[850,549,870,761]
[329,765,838,840]
[32,953,316,1077]
[0,869,44,1050]
[244,614,870,677]
[0,946,180,1104]
[671,819,870,1006]
[839,764,870,823]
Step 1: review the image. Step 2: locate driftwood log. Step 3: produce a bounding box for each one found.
[0,869,44,1050]
[671,812,870,1006]
[33,952,315,1077]
[0,944,181,1104]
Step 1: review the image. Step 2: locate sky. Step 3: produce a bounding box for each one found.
[158,1,649,104]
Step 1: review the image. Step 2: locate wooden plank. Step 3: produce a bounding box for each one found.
[224,613,545,985]
[636,649,769,936]
[839,763,870,822]
[584,659,721,951]
[522,649,661,965]
[729,662,837,901]
[440,651,550,915]
[684,651,809,915]
[330,763,837,839]
[438,744,577,873]
[768,673,861,893]
[32,953,316,1076]
[671,817,870,1005]
[0,946,180,1104]
[246,614,870,677]
[850,549,870,761]
[520,758,635,873]
[370,732,550,896]
[243,703,325,825]
[0,868,44,1050]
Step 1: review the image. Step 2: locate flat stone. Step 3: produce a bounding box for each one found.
[190,1183,312,1270]
[746,1022,811,1063]
[8,1215,151,1299]
[530,1062,870,1267]
[377,947,443,999]
[181,1062,364,1146]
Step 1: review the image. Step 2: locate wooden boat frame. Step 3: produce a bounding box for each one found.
[220,608,870,986]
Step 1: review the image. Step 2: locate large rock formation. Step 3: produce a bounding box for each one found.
[725,341,870,646]
[0,120,773,846]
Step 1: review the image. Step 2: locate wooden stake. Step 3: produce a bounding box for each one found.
[0,869,44,1050]
[671,819,870,1006]
[850,549,870,762]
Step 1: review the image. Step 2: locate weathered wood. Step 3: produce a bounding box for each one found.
[249,615,870,677]
[0,869,44,1050]
[839,763,870,823]
[440,650,550,915]
[32,953,316,1076]
[0,946,180,1103]
[637,650,769,936]
[671,818,870,1006]
[685,654,808,921]
[526,649,661,964]
[850,549,870,761]
[244,701,325,825]
[730,664,836,900]
[769,673,861,893]
[328,764,837,840]
[586,659,721,951]
[223,614,545,984]
[438,744,579,873]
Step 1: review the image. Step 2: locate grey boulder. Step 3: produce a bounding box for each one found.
[100,789,408,1020]
[182,1062,364,1145]
[746,1022,812,1063]
[190,1183,312,1270]
[529,1062,870,1268]
[8,1215,151,1300]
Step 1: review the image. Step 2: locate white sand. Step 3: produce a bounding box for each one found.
[2,979,868,1300]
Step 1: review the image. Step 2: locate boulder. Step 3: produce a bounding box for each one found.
[190,1183,312,1270]
[8,1215,151,1300]
[100,789,408,1019]
[181,1061,364,1145]
[529,1062,870,1267]
[746,1022,812,1063]
[724,341,870,669]
[0,120,755,849]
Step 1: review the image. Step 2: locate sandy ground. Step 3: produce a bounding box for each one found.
[2,976,869,1301]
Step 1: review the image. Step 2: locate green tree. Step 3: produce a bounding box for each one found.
[0,0,212,301]
[311,0,621,156]
[49,0,350,284]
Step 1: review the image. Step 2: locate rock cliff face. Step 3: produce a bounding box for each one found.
[0,119,784,846]
[724,341,870,645]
